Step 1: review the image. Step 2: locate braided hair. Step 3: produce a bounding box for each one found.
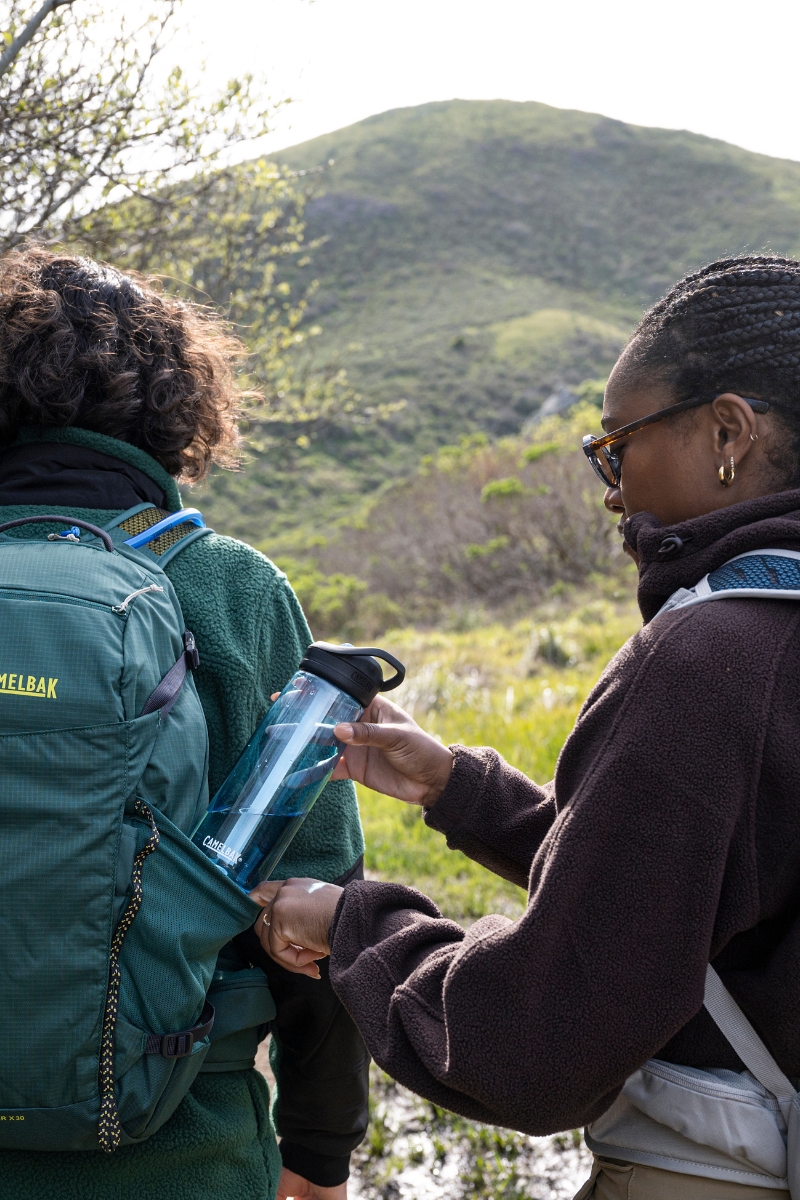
[624,254,800,483]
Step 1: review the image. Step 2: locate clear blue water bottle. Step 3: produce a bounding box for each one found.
[192,642,405,891]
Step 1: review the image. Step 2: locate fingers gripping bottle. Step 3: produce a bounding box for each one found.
[192,642,405,891]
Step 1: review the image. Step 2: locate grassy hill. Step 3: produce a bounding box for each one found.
[194,98,800,545]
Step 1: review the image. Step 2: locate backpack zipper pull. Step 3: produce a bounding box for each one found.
[47,526,81,543]
[112,584,164,615]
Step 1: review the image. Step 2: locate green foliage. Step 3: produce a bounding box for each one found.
[0,0,272,251]
[273,556,400,641]
[491,309,627,379]
[276,557,365,636]
[186,96,800,545]
[465,535,511,559]
[527,398,604,448]
[576,377,608,406]
[521,440,559,462]
[305,402,626,625]
[480,476,526,502]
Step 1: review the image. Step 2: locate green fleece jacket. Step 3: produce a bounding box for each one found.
[0,429,366,1200]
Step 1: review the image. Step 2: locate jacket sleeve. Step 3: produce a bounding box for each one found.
[267,954,370,1188]
[328,605,780,1136]
[233,860,370,1189]
[423,745,557,888]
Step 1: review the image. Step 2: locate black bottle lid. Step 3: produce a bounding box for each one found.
[299,642,406,708]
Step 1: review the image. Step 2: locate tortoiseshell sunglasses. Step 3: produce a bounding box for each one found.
[582,395,771,487]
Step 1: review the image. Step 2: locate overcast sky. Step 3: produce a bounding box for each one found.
[174,0,800,163]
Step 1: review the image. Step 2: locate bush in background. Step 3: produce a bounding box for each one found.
[274,556,401,641]
[286,400,628,634]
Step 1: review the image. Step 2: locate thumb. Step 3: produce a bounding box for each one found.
[248,879,283,907]
[334,720,412,748]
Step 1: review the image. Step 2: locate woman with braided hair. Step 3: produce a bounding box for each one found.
[251,253,800,1198]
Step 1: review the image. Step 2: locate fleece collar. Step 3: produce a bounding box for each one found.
[626,489,800,622]
[11,427,183,512]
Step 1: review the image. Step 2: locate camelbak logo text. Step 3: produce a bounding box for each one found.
[0,673,57,699]
[202,835,242,864]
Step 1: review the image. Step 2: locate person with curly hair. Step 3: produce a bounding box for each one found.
[252,254,800,1198]
[0,246,368,1200]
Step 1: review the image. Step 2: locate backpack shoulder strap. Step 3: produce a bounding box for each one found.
[658,549,800,617]
[103,506,206,716]
[704,964,796,1103]
[104,505,212,567]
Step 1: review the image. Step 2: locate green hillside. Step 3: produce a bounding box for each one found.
[194,99,800,545]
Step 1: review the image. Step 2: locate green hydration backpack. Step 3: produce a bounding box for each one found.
[0,505,273,1154]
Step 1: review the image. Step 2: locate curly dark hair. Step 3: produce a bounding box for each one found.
[0,246,247,482]
[622,254,800,483]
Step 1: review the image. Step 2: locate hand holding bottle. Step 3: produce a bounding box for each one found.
[330,694,454,806]
[248,692,455,980]
[194,643,406,892]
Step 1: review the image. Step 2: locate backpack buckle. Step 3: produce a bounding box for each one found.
[160,1031,194,1059]
[144,1030,196,1058]
[183,630,200,671]
[144,1000,215,1059]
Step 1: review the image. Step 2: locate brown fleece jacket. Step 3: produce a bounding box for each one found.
[329,489,800,1136]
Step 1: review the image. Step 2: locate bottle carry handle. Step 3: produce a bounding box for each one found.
[316,643,406,692]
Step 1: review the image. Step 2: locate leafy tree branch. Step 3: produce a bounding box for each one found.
[0,0,74,79]
[0,0,276,250]
[6,0,397,448]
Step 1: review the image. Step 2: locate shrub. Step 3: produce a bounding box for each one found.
[274,557,400,640]
[481,477,527,501]
[314,402,626,618]
[521,441,559,463]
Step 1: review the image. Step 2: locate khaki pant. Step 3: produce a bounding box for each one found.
[574,1156,791,1199]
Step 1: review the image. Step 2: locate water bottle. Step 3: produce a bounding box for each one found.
[192,642,406,891]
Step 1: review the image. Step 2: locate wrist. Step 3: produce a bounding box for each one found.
[280,1140,350,1188]
[422,746,454,807]
[423,744,478,831]
[322,884,344,945]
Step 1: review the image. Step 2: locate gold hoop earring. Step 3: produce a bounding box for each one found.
[719,456,735,487]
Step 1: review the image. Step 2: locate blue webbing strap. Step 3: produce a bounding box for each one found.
[659,550,800,618]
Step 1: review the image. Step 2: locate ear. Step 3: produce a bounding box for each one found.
[710,394,759,467]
